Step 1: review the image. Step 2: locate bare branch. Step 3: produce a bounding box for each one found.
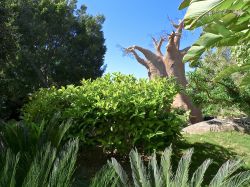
[132,45,157,62]
[180,46,191,57]
[167,16,180,29]
[151,36,166,56]
[174,20,184,49]
[117,44,131,57]
[126,46,149,69]
[166,31,176,52]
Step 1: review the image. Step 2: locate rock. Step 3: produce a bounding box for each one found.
[182,118,249,134]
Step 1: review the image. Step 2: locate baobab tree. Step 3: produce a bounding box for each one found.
[125,20,203,124]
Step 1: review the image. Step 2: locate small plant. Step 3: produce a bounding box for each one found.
[90,146,250,187]
[22,73,187,152]
[0,119,79,187]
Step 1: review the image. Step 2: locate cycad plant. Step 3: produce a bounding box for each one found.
[90,146,250,187]
[0,118,79,187]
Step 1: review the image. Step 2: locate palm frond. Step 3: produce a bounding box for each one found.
[110,157,131,186]
[149,150,163,187]
[173,148,193,187]
[92,146,250,187]
[39,119,72,148]
[0,149,19,187]
[190,159,212,187]
[48,138,79,187]
[160,145,172,187]
[90,164,119,187]
[22,143,56,187]
[0,121,35,154]
[223,170,250,187]
[0,119,79,187]
[209,159,242,187]
[129,148,150,187]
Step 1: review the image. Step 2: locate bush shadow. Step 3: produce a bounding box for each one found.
[73,139,248,186]
[174,140,247,184]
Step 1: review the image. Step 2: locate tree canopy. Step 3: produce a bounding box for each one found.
[0,0,106,120]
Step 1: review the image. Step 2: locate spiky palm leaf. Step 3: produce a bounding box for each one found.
[129,148,150,187]
[0,119,79,187]
[90,164,119,187]
[48,139,79,187]
[209,159,242,187]
[160,145,172,187]
[0,150,20,187]
[190,159,212,187]
[91,146,250,187]
[173,148,193,187]
[22,143,57,187]
[149,151,163,187]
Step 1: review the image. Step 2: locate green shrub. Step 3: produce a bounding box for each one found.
[90,146,250,187]
[22,73,187,152]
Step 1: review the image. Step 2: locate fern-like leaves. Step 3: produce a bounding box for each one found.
[91,146,250,187]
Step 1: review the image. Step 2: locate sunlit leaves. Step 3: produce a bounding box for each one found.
[23,73,186,152]
[179,0,250,65]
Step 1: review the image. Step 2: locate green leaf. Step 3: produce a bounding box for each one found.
[173,148,193,187]
[184,0,237,30]
[190,159,212,187]
[129,148,150,187]
[179,0,190,10]
[214,63,250,82]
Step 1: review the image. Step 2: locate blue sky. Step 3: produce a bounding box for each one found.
[78,0,201,78]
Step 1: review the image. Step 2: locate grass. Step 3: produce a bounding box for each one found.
[175,132,250,183]
[184,132,250,168]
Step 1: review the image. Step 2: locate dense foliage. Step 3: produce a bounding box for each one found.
[215,41,250,87]
[0,0,19,64]
[179,0,250,64]
[187,48,250,117]
[91,146,250,187]
[0,0,106,120]
[23,73,187,152]
[180,0,250,117]
[0,119,79,186]
[180,0,250,93]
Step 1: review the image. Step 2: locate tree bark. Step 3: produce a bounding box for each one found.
[126,44,167,80]
[126,20,203,124]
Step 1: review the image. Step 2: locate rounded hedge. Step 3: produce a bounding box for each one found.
[23,73,187,152]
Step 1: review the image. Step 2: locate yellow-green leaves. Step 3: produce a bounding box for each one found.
[23,73,186,152]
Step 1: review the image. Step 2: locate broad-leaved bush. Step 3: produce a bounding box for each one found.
[23,73,186,152]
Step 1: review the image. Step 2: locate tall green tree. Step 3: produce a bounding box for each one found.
[0,0,19,65]
[0,0,106,120]
[0,0,21,120]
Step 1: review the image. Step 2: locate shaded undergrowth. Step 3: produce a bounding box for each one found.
[74,132,250,186]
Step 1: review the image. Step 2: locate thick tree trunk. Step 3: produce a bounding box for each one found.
[164,22,203,123]
[126,20,203,124]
